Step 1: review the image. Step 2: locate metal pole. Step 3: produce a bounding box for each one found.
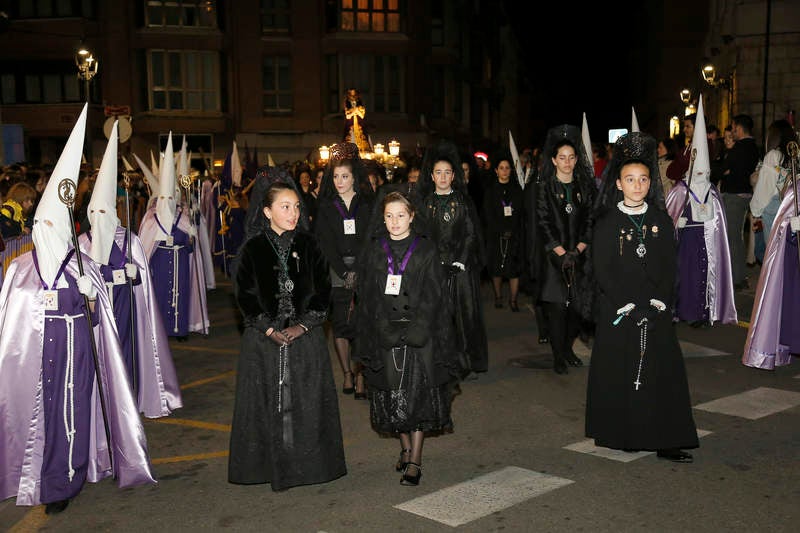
[180,174,208,335]
[122,172,138,397]
[58,178,114,473]
[761,0,772,149]
[787,141,800,266]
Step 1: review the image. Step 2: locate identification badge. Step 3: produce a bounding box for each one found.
[503,206,513,217]
[166,235,174,246]
[343,219,356,235]
[112,269,126,285]
[43,290,59,311]
[385,274,402,295]
[677,217,687,228]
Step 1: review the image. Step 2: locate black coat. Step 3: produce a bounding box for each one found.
[536,175,595,316]
[353,232,462,389]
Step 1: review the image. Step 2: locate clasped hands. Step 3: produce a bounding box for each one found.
[617,299,667,330]
[266,324,308,345]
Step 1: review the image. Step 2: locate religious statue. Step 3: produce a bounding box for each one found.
[343,88,372,154]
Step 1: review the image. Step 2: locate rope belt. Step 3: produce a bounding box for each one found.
[50,312,84,482]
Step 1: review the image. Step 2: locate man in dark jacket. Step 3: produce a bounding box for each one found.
[720,114,761,289]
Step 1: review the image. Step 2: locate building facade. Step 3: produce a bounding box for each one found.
[0,0,526,170]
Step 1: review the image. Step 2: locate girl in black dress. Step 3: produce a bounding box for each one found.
[354,192,461,486]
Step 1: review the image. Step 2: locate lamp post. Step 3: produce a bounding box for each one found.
[701,62,734,128]
[680,88,694,117]
[318,145,330,168]
[76,45,98,168]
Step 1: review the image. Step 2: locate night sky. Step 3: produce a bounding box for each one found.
[505,2,648,145]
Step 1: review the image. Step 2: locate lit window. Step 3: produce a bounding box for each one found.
[148,50,220,112]
[339,0,400,33]
[263,56,293,114]
[146,1,217,28]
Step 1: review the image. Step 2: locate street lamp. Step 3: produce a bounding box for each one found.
[701,61,734,129]
[75,46,99,102]
[388,140,400,157]
[319,145,330,161]
[679,88,694,117]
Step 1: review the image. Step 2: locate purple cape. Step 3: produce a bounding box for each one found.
[79,227,183,417]
[743,182,800,369]
[0,250,155,506]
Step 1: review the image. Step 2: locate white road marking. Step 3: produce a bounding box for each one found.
[693,387,800,419]
[394,466,574,527]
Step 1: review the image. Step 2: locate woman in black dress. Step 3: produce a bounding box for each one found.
[417,140,488,377]
[482,154,525,311]
[315,142,374,398]
[228,180,347,490]
[536,125,596,374]
[586,132,698,462]
[354,192,460,486]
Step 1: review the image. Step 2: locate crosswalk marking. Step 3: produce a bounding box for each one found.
[693,387,800,419]
[394,466,573,527]
[565,429,712,462]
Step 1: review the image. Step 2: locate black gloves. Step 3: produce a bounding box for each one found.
[561,251,579,272]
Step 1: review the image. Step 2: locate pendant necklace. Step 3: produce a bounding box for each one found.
[626,211,647,258]
[562,181,574,214]
[267,233,294,293]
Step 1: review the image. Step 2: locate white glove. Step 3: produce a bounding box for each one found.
[677,217,687,228]
[451,261,466,271]
[649,298,667,312]
[790,216,800,233]
[188,224,197,238]
[77,275,97,299]
[125,263,138,279]
[616,303,635,316]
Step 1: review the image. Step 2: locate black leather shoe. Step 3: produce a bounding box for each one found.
[494,298,503,309]
[565,352,584,367]
[45,499,70,514]
[657,449,693,463]
[553,359,568,374]
[538,336,549,344]
[400,462,422,486]
[342,371,355,395]
[509,300,520,312]
[354,389,367,400]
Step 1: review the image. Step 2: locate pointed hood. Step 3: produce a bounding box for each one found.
[87,120,121,264]
[631,107,641,132]
[177,135,189,180]
[156,132,177,230]
[231,141,242,187]
[133,153,160,196]
[268,153,276,167]
[32,103,87,285]
[581,112,593,171]
[121,154,135,172]
[150,149,160,178]
[688,95,713,221]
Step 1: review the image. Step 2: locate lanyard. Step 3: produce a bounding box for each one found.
[562,182,573,204]
[87,230,127,264]
[155,206,183,235]
[688,188,710,205]
[32,248,75,290]
[380,236,420,275]
[334,196,358,220]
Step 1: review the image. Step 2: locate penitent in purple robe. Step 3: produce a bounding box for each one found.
[0,249,155,507]
[743,182,800,369]
[665,182,738,325]
[139,206,209,336]
[79,226,183,417]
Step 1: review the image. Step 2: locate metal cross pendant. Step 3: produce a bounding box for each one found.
[634,379,641,390]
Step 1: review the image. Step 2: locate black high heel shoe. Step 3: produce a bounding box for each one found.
[45,499,70,514]
[509,300,520,312]
[342,371,355,394]
[354,373,367,400]
[395,448,411,472]
[400,462,422,486]
[565,352,584,367]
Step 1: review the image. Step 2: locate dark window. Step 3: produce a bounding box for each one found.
[145,0,217,28]
[261,0,291,33]
[262,56,293,114]
[15,0,95,18]
[334,54,405,113]
[148,50,220,111]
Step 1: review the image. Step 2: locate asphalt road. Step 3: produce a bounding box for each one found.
[2,263,798,532]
